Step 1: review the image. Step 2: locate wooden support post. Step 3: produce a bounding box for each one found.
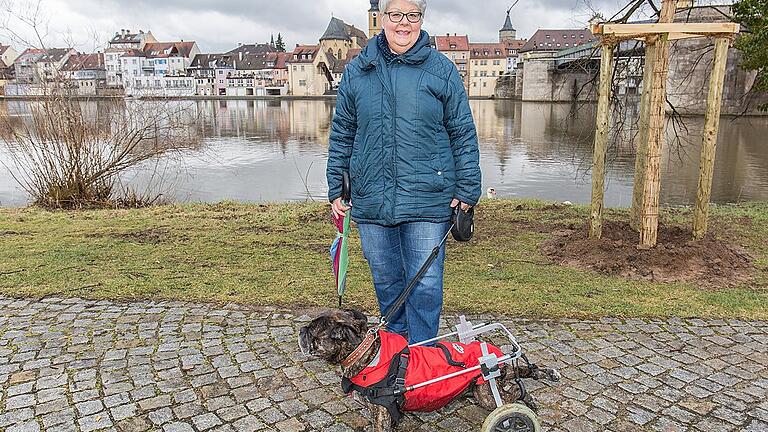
[693,37,730,240]
[629,41,656,231]
[639,0,677,248]
[589,42,615,239]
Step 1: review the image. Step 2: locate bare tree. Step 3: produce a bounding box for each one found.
[0,0,200,209]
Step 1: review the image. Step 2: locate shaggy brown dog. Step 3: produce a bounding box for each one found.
[298,309,560,432]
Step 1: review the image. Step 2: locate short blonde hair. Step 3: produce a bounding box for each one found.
[379,0,427,15]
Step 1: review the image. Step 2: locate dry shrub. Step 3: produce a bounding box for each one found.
[1,93,199,209]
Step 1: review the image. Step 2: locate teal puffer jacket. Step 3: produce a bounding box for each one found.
[326,31,481,226]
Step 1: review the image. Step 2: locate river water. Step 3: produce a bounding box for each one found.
[1,99,767,207]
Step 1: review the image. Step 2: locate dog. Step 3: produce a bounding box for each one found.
[298,309,560,432]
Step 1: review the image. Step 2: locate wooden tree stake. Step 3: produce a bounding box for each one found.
[693,37,731,240]
[589,42,615,239]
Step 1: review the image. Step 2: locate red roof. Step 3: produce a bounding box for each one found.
[274,52,289,69]
[469,43,506,59]
[121,49,146,58]
[504,39,527,50]
[435,35,470,52]
[142,41,196,58]
[61,53,105,71]
[520,29,595,52]
[288,45,319,63]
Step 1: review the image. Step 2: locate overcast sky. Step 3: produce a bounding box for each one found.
[1,0,660,53]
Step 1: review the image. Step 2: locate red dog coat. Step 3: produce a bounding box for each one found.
[346,330,503,412]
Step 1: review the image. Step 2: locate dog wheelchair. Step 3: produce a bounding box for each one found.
[407,315,542,432]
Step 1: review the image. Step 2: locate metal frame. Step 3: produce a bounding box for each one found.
[402,315,525,409]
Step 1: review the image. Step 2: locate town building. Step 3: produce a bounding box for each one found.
[468,43,506,97]
[287,17,367,96]
[286,45,322,96]
[120,41,200,96]
[60,53,107,95]
[435,34,470,89]
[8,47,75,93]
[105,29,157,88]
[189,53,235,96]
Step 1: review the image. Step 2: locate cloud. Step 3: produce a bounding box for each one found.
[1,0,630,53]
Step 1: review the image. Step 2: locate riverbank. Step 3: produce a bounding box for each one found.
[0,199,766,319]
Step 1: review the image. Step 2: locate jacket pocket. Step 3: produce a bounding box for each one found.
[415,155,448,193]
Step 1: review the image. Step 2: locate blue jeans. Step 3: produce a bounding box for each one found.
[358,221,451,345]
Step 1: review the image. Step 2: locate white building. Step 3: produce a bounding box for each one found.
[105,29,157,88]
[120,41,200,96]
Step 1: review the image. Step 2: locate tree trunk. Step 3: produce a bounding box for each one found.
[693,37,730,240]
[639,0,678,248]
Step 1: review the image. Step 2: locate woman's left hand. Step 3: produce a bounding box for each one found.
[450,199,471,211]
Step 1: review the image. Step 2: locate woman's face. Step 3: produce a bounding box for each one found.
[382,0,423,55]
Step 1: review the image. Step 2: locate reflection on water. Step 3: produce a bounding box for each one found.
[2,99,767,207]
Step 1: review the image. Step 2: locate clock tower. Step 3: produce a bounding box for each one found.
[368,0,381,38]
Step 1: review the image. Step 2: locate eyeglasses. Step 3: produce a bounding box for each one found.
[384,11,423,23]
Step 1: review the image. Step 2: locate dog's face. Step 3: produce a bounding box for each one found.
[298,309,369,364]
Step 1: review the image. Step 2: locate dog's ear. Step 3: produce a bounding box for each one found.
[330,323,357,341]
[344,309,368,324]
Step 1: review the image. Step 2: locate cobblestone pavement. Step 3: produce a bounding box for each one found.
[1,297,767,432]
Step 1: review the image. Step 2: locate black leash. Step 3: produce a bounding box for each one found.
[379,224,454,328]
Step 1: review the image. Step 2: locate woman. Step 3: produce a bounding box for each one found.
[326,0,481,344]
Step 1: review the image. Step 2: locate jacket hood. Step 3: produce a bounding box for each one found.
[358,30,431,68]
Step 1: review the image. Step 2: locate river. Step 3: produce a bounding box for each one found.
[1,99,767,207]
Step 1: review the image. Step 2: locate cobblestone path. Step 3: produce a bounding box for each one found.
[1,297,767,432]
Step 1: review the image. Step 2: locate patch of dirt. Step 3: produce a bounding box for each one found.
[297,206,331,224]
[0,230,30,237]
[540,220,754,288]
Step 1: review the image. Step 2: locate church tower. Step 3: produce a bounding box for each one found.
[499,10,516,43]
[368,0,381,38]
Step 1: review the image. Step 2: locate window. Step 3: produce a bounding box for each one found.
[373,17,377,27]
[292,65,297,71]
[301,65,305,71]
[483,82,486,87]
[299,79,306,86]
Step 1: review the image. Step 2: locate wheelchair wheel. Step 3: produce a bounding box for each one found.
[481,403,541,432]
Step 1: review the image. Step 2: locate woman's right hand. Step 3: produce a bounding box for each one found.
[332,198,351,219]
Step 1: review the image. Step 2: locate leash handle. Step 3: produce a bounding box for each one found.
[380,224,454,326]
[341,171,351,205]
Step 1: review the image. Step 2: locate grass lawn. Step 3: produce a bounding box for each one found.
[0,199,766,320]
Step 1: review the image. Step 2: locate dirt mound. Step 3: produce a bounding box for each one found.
[540,220,753,288]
